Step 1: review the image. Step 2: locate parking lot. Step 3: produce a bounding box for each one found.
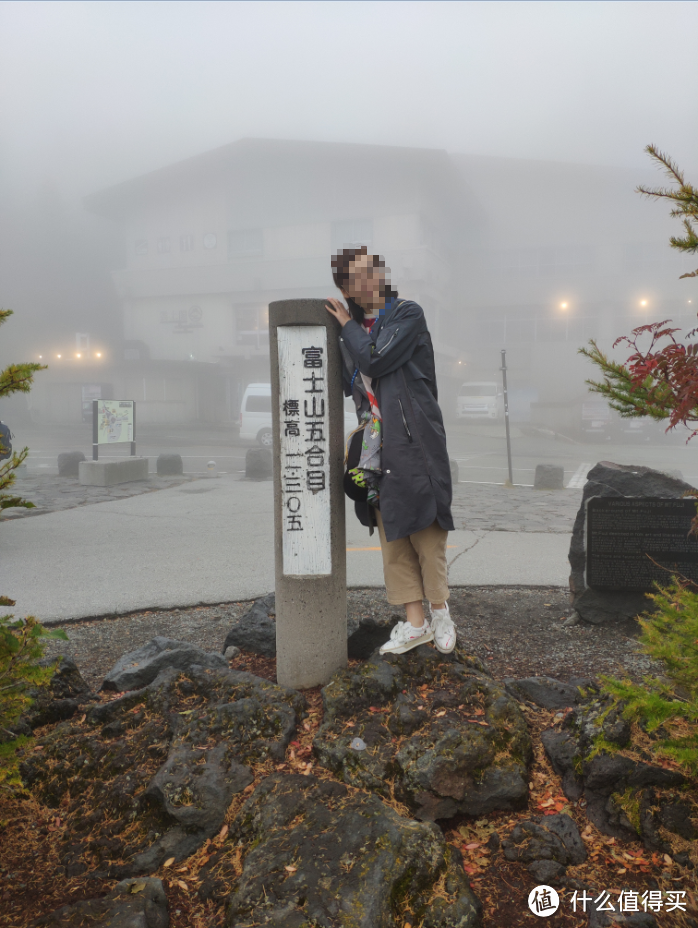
[9,416,698,490]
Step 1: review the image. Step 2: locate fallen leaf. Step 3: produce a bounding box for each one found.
[176,880,188,891]
[130,882,147,894]
[163,858,175,868]
[244,784,255,793]
[79,714,86,724]
[664,854,673,866]
[303,722,311,731]
[465,842,481,850]
[617,868,627,874]
[285,865,297,873]
[217,824,228,841]
[291,740,300,747]
[435,710,447,718]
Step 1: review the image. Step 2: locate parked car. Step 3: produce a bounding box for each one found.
[456,382,501,420]
[239,383,358,447]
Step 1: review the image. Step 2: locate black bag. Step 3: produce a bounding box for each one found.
[0,422,12,461]
[343,427,368,502]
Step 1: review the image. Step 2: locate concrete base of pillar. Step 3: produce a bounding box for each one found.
[79,458,149,486]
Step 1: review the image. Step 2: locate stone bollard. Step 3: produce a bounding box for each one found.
[269,299,347,689]
[246,447,272,480]
[534,464,564,489]
[156,454,183,476]
[58,451,86,477]
[450,459,459,485]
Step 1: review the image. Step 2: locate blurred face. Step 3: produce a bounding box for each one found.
[341,253,386,313]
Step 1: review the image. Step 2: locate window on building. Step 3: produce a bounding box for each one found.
[157,237,171,254]
[332,219,373,249]
[180,234,195,252]
[134,239,148,256]
[228,229,263,257]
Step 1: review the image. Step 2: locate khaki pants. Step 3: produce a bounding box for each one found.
[375,510,449,605]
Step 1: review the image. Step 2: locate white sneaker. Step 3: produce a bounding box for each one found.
[430,602,456,654]
[379,620,434,655]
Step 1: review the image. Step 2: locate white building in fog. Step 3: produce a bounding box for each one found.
[81,138,473,423]
[28,138,694,428]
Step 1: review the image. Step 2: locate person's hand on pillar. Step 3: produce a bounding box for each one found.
[325,298,352,327]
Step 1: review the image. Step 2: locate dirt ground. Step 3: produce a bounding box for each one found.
[42,585,658,692]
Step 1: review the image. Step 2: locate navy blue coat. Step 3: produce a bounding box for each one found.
[339,299,454,542]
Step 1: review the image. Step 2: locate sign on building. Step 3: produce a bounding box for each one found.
[277,326,331,576]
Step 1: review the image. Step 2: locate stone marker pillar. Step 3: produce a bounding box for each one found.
[269,299,347,688]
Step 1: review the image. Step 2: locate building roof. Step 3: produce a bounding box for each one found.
[84,137,477,233]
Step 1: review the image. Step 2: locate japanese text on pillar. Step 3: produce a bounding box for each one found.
[277,326,332,576]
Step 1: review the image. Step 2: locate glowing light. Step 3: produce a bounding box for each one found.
[38,355,42,359]
[96,352,102,358]
[640,300,648,307]
[560,302,568,310]
[57,354,61,359]
[76,353,81,358]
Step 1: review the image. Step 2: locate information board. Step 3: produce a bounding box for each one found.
[586,497,698,591]
[277,325,331,577]
[96,400,134,444]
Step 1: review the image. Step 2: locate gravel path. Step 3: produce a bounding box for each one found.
[451,482,582,534]
[42,586,657,692]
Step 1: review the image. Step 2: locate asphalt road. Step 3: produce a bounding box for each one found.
[12,419,698,489]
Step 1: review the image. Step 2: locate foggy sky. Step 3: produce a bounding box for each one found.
[1,0,698,207]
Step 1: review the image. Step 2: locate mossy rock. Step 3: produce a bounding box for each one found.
[18,664,306,878]
[314,646,532,820]
[542,695,698,866]
[219,772,482,928]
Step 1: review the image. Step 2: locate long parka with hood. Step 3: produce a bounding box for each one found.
[339,297,454,542]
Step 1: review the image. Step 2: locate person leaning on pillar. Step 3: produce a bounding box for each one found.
[325,247,457,657]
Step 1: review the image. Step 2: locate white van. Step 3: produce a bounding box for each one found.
[239,383,358,446]
[457,382,501,420]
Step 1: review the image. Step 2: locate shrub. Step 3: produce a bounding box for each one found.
[0,600,68,792]
[599,579,698,773]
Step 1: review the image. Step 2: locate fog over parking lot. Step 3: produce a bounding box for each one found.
[1,0,698,475]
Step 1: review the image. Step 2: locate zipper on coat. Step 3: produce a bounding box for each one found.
[400,367,431,475]
[397,397,413,442]
[376,327,399,354]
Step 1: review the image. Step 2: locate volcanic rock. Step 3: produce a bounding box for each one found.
[313,645,532,821]
[219,772,482,928]
[29,877,168,927]
[102,636,228,692]
[569,462,696,624]
[20,664,305,878]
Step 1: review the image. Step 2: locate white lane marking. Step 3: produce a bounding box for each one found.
[567,463,591,489]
